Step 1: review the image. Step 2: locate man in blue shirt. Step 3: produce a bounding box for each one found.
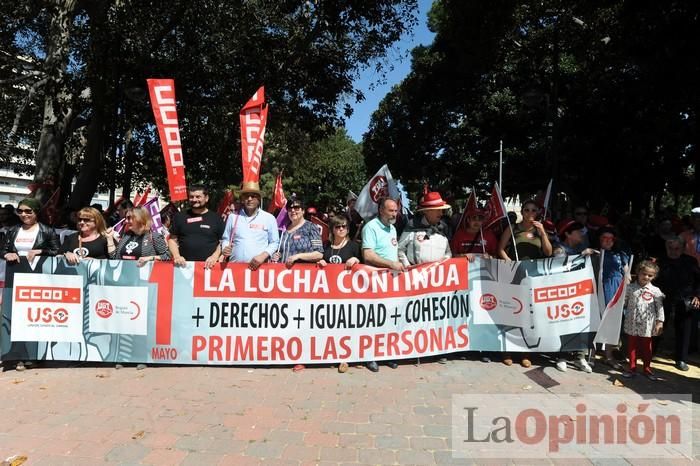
[361,197,404,372]
[222,181,279,270]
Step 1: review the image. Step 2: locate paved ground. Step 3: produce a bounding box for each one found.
[0,353,698,465]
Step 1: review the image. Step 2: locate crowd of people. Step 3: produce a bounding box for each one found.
[1,182,699,378]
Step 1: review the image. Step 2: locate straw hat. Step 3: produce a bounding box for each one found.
[239,181,262,196]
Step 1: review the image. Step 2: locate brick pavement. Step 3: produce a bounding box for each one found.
[0,354,698,465]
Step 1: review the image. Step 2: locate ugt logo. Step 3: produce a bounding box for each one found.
[27,307,69,324]
[369,176,388,202]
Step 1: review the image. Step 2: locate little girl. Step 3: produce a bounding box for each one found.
[623,260,665,380]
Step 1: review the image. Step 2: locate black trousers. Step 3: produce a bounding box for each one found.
[670,300,692,363]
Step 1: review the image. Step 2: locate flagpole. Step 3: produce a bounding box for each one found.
[498,140,503,191]
[472,185,485,255]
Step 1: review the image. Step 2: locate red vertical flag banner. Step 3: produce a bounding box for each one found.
[240,86,268,183]
[483,183,507,229]
[267,173,286,213]
[147,79,188,201]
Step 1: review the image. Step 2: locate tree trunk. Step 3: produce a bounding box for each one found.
[68,1,109,210]
[32,0,78,205]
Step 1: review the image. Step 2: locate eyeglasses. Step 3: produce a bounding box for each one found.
[78,217,94,223]
[334,224,348,229]
[289,205,303,210]
[16,208,34,214]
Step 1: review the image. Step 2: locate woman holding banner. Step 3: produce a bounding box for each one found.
[496,200,552,368]
[111,206,170,266]
[497,200,552,261]
[61,207,116,263]
[273,198,323,373]
[0,198,59,263]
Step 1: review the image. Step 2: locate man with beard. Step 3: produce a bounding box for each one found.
[169,184,225,268]
[361,197,404,372]
[222,181,279,270]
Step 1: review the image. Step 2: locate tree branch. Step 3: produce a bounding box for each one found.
[0,70,46,85]
[6,77,48,141]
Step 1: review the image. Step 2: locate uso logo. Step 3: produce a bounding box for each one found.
[369,176,388,202]
[480,294,498,311]
[95,299,114,318]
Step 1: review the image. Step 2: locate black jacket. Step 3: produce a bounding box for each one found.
[0,223,60,257]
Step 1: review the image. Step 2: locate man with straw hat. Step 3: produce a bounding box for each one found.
[221,181,279,270]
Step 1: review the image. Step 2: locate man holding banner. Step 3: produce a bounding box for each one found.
[221,181,279,270]
[169,184,224,268]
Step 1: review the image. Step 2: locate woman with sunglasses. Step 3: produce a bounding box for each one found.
[60,207,116,264]
[273,198,323,373]
[272,198,323,268]
[111,206,170,266]
[316,215,361,373]
[497,200,552,261]
[0,198,59,263]
[318,216,361,270]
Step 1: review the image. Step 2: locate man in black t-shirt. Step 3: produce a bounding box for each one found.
[168,185,224,268]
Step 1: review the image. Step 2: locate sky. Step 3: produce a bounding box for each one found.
[343,0,436,143]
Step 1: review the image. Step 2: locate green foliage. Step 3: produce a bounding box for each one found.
[0,0,417,206]
[363,0,700,212]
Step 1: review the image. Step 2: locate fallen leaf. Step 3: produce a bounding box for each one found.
[38,386,48,390]
[131,430,145,440]
[1,455,28,466]
[657,400,669,406]
[96,373,108,378]
[521,385,532,390]
[613,379,624,387]
[11,379,24,384]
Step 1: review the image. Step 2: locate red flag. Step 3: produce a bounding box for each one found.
[455,191,478,231]
[267,173,286,213]
[217,190,234,217]
[147,78,188,201]
[310,216,329,245]
[240,86,268,183]
[134,185,151,207]
[483,183,507,229]
[39,187,61,225]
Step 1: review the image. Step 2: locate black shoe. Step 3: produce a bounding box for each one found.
[387,362,398,369]
[675,361,689,371]
[366,361,379,372]
[437,357,448,364]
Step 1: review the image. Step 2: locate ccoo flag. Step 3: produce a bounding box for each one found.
[240,86,268,183]
[147,79,188,201]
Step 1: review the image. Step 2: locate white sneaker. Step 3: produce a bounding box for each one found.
[556,359,568,372]
[576,358,592,373]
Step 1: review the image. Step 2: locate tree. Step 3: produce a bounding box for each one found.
[1,0,417,213]
[363,0,700,212]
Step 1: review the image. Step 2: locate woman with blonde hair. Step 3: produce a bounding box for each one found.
[111,206,170,266]
[61,207,116,263]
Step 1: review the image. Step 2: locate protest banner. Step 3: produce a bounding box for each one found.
[240,86,268,183]
[147,78,188,201]
[1,255,601,364]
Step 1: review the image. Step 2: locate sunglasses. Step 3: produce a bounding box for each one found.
[289,205,303,210]
[334,224,348,229]
[16,208,34,214]
[78,217,94,223]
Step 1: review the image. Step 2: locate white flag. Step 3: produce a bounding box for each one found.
[355,164,400,219]
[594,255,633,346]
